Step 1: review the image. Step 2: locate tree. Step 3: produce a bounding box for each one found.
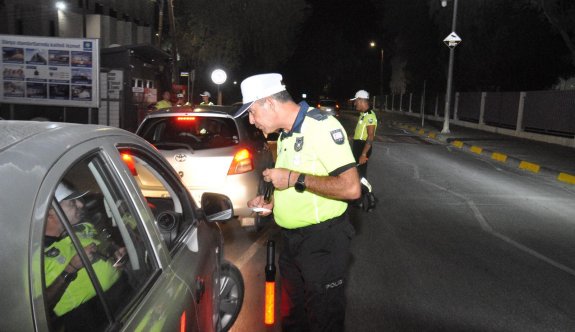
[536,0,575,66]
[174,0,310,82]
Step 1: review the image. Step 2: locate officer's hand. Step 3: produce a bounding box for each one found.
[247,195,273,216]
[359,155,369,164]
[69,243,97,269]
[263,168,290,190]
[112,247,128,269]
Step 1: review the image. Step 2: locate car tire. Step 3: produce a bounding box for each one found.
[219,261,244,331]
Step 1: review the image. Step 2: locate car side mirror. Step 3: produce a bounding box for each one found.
[201,192,234,221]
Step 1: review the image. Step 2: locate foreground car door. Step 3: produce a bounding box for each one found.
[31,137,217,331]
[117,146,222,332]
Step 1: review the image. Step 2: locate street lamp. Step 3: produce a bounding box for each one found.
[55,1,67,10]
[370,41,384,110]
[441,0,459,133]
[211,69,227,105]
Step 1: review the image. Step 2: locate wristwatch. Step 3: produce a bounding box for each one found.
[294,173,306,193]
[61,270,77,284]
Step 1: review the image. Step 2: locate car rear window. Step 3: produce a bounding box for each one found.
[319,100,337,107]
[138,116,239,150]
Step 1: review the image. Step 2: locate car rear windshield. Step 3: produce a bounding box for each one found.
[320,100,337,106]
[138,116,239,150]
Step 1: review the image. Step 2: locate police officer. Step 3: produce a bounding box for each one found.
[44,182,127,330]
[155,90,172,109]
[350,89,378,212]
[236,73,361,331]
[199,91,214,105]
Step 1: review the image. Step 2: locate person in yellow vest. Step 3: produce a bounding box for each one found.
[44,182,129,331]
[155,90,172,109]
[350,89,378,212]
[236,73,361,331]
[175,93,188,106]
[199,91,214,105]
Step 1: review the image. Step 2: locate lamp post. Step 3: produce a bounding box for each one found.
[211,69,227,105]
[81,0,87,38]
[370,42,384,110]
[441,0,459,134]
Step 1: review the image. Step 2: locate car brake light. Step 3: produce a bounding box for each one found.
[228,148,253,174]
[177,116,196,121]
[121,153,138,176]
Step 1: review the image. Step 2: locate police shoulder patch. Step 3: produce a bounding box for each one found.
[330,129,345,145]
[45,247,60,257]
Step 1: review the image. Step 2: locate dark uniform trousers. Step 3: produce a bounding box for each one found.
[352,139,372,180]
[279,211,355,332]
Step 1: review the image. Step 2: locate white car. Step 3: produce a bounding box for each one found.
[136,105,275,230]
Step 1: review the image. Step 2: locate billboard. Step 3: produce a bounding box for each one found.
[0,35,99,108]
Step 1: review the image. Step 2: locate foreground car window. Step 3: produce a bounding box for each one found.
[139,116,239,150]
[43,154,157,331]
[119,148,195,251]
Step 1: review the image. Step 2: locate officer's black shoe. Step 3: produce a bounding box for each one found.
[366,193,377,212]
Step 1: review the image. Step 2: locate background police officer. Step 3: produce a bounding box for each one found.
[199,91,214,105]
[155,90,172,109]
[350,89,378,212]
[236,73,361,331]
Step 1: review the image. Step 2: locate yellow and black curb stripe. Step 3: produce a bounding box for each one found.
[394,121,575,186]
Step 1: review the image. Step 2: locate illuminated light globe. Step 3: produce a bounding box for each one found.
[211,69,227,85]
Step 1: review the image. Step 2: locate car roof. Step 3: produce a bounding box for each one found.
[149,105,240,118]
[0,121,132,151]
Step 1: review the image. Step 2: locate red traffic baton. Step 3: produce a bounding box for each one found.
[264,240,276,325]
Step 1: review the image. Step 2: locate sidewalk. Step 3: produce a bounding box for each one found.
[385,111,575,186]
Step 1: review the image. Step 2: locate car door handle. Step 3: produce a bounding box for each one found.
[195,277,205,303]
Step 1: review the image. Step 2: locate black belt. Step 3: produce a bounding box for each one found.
[282,212,347,235]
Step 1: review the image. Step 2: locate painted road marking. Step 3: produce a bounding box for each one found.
[519,161,541,173]
[558,172,575,185]
[470,146,483,155]
[235,226,275,269]
[491,152,508,163]
[451,140,464,148]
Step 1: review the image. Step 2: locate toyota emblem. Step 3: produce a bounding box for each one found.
[174,153,187,162]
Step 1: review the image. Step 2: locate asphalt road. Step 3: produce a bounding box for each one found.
[222,112,575,332]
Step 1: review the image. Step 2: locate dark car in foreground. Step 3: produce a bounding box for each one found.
[136,105,274,230]
[0,121,243,331]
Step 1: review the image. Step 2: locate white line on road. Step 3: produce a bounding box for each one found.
[424,177,575,278]
[389,151,575,277]
[235,226,276,270]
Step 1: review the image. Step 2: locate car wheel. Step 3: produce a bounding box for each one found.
[219,261,244,331]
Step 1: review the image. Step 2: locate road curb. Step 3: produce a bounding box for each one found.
[393,121,575,186]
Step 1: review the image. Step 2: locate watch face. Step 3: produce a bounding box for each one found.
[64,271,77,283]
[295,182,304,192]
[295,174,306,192]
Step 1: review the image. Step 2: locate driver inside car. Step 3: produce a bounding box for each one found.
[44,182,130,331]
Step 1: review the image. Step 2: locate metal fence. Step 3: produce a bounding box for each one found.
[383,89,575,139]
